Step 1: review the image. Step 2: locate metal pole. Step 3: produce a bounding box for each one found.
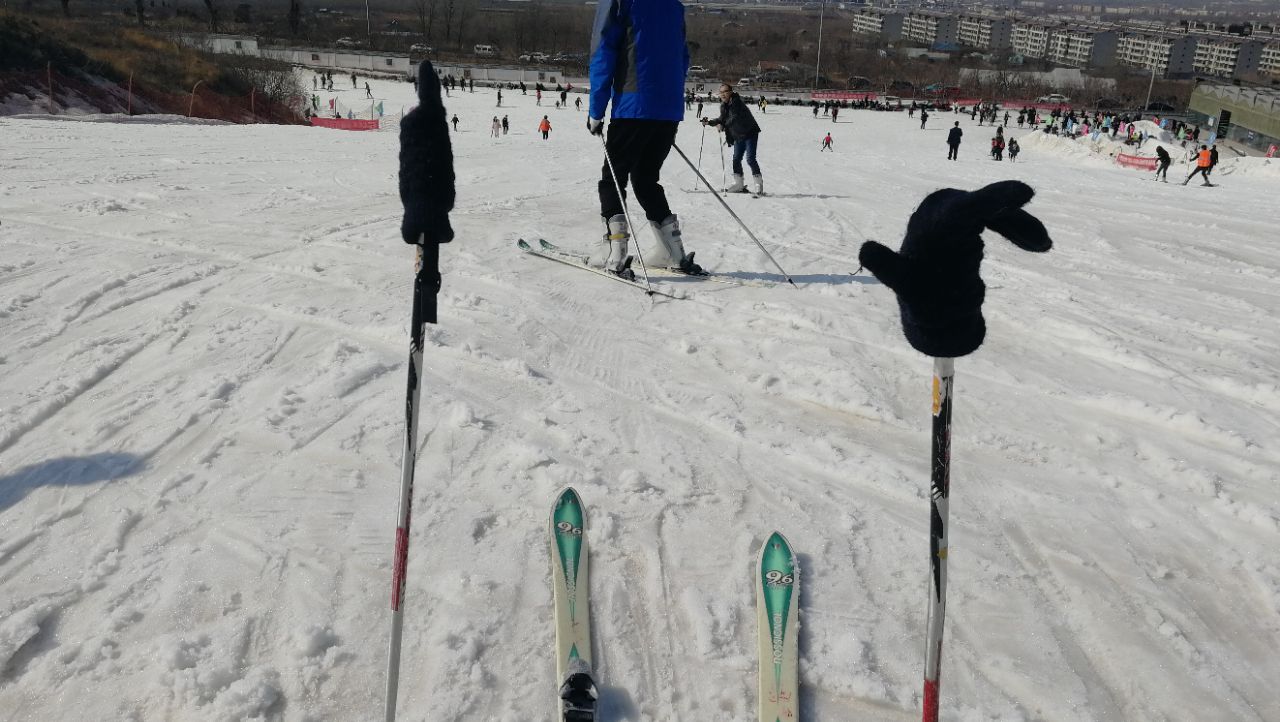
[688,124,707,192]
[385,241,440,722]
[365,0,372,42]
[922,356,954,722]
[814,0,826,91]
[671,143,797,288]
[1143,65,1156,113]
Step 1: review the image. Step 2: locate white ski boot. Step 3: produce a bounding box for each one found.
[752,174,764,196]
[649,215,704,275]
[725,173,746,193]
[592,214,630,273]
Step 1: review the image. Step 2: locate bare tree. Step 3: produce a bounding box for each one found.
[441,0,456,45]
[413,0,438,40]
[455,0,475,48]
[202,0,220,32]
[135,0,145,25]
[288,0,302,37]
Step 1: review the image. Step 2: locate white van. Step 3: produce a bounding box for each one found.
[473,44,498,58]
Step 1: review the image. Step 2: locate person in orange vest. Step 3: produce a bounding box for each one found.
[1183,145,1212,185]
[538,116,552,140]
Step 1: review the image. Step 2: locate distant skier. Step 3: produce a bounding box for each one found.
[451,114,459,131]
[536,89,542,105]
[1183,145,1211,185]
[491,116,501,138]
[920,109,929,130]
[991,135,1005,161]
[831,105,839,123]
[946,121,962,160]
[502,115,509,135]
[703,82,764,195]
[1206,144,1219,183]
[538,116,552,139]
[575,97,582,111]
[366,82,373,99]
[497,89,503,107]
[821,133,834,151]
[1007,138,1019,162]
[1154,145,1171,182]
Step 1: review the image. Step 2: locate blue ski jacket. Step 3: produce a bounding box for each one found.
[589,0,689,122]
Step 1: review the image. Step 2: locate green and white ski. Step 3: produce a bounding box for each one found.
[757,531,799,722]
[551,487,597,721]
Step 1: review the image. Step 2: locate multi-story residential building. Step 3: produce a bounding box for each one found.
[1262,43,1280,76]
[1044,26,1118,68]
[851,8,905,43]
[957,14,1014,50]
[1116,32,1198,77]
[1012,21,1056,59]
[1193,36,1264,78]
[902,10,960,48]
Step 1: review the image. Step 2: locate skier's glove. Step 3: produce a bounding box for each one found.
[587,118,604,136]
[399,59,455,245]
[858,180,1051,358]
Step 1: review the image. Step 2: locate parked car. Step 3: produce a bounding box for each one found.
[1036,93,1071,103]
[474,44,498,58]
[335,37,361,48]
[687,65,709,77]
[409,43,433,55]
[737,77,753,88]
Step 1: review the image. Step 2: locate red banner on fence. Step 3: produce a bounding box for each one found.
[310,117,380,131]
[1268,144,1277,158]
[1115,153,1158,171]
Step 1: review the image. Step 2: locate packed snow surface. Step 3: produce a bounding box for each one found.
[2,76,1279,721]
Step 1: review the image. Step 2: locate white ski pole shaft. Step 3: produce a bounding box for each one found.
[384,242,439,722]
[599,133,657,292]
[689,124,707,192]
[922,356,955,722]
[671,143,797,288]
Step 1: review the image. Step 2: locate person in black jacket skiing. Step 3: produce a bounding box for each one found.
[946,121,962,160]
[703,82,764,194]
[1154,145,1171,182]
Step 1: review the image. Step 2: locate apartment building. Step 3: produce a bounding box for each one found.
[957,14,1014,50]
[1262,43,1280,75]
[902,10,960,47]
[1044,26,1119,68]
[851,8,905,43]
[1012,21,1055,59]
[1193,36,1264,78]
[1116,32,1198,76]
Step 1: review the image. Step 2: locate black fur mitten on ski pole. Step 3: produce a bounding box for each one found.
[858,180,1051,358]
[400,60,456,245]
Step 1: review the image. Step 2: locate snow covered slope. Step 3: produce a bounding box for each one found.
[2,76,1279,722]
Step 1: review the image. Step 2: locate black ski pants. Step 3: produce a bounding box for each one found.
[1185,166,1209,184]
[599,119,678,223]
[947,141,959,160]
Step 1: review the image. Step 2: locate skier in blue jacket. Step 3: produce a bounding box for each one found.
[586,0,703,274]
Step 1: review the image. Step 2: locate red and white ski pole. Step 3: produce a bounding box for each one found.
[922,356,954,722]
[385,241,440,722]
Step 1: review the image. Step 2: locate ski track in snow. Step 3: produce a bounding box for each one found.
[2,78,1280,721]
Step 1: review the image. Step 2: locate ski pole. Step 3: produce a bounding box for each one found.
[688,123,707,192]
[599,133,657,293]
[385,241,440,722]
[671,143,797,288]
[717,129,726,189]
[922,356,954,722]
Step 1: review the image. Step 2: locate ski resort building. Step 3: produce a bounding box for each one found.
[1044,26,1118,68]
